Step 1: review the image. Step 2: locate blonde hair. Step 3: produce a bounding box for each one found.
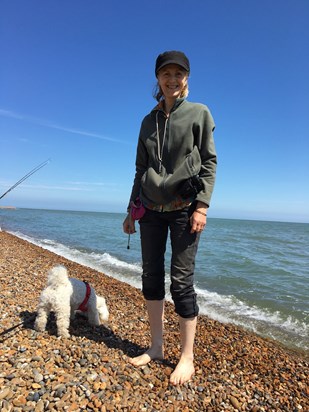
[152,80,189,102]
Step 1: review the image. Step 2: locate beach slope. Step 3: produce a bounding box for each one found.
[0,231,308,411]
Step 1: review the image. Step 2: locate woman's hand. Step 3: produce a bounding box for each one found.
[190,202,208,234]
[123,213,136,234]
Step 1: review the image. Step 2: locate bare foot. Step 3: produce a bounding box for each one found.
[170,356,195,385]
[128,347,164,367]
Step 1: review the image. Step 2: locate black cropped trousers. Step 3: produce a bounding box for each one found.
[139,204,200,318]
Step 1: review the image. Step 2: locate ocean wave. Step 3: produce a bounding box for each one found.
[196,287,308,350]
[9,230,143,289]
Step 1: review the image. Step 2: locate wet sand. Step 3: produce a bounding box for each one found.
[0,231,308,411]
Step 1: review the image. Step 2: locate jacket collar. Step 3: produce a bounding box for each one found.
[152,98,186,114]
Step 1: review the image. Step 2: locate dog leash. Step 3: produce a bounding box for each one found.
[127,212,131,249]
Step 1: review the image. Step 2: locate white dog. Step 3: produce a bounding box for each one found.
[34,265,109,338]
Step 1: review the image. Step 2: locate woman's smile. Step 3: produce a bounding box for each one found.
[157,64,188,101]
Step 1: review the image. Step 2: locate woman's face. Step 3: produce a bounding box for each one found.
[157,64,188,100]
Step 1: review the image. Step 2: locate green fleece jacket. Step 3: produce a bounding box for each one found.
[129,98,217,208]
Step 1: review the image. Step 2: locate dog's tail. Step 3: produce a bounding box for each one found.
[46,265,70,288]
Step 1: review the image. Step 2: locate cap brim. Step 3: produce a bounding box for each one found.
[156,60,189,74]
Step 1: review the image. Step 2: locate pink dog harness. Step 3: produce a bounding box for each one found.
[78,281,91,312]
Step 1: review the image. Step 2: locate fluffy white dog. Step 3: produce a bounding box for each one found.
[34,265,109,338]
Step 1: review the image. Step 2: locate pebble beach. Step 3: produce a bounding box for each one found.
[0,231,308,411]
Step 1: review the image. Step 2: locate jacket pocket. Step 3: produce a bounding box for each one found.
[141,146,201,205]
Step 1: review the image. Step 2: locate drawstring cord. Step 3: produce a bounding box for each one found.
[156,111,168,173]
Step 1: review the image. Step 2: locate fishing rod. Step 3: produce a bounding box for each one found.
[0,159,50,200]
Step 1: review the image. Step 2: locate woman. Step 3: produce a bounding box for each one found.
[123,50,217,385]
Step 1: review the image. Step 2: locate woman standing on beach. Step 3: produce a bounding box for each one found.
[123,51,217,385]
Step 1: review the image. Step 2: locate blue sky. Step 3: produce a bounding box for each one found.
[1,0,308,223]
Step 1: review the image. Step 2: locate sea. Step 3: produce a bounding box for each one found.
[0,207,308,353]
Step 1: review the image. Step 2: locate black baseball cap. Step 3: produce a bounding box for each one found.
[155,51,190,76]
